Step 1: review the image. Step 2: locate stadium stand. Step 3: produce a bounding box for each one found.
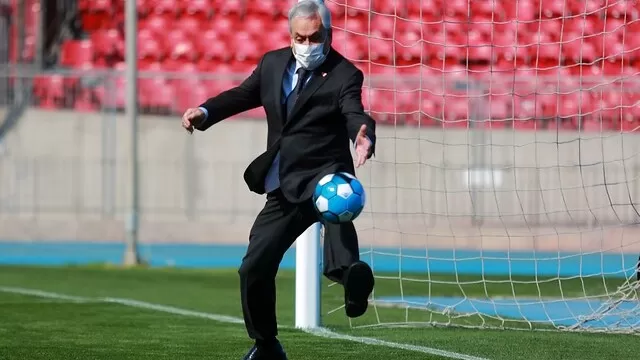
[9,0,640,130]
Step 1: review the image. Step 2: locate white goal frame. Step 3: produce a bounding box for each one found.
[295,223,322,329]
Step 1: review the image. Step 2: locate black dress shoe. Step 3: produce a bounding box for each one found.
[343,261,375,318]
[242,340,288,360]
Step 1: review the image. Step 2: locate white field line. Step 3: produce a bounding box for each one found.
[0,286,490,360]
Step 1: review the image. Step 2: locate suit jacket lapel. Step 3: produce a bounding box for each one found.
[274,50,294,124]
[286,49,338,122]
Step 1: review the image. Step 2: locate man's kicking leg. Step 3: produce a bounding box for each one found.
[323,221,375,318]
[238,190,315,360]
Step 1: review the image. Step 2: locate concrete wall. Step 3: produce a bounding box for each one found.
[1,109,639,254]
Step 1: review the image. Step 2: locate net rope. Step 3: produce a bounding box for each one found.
[326,0,640,334]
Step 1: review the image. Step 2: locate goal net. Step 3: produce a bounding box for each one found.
[325,0,640,334]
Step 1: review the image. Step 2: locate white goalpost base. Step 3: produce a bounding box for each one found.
[294,222,322,329]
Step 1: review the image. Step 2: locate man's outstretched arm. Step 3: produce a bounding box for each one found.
[339,69,377,167]
[182,56,264,132]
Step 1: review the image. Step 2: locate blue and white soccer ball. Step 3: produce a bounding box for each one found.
[313,172,366,224]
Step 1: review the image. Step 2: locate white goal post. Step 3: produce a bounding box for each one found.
[294,0,640,334]
[295,223,322,328]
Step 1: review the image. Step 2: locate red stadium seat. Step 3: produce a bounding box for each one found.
[338,0,372,18]
[140,16,170,36]
[152,0,182,20]
[33,75,65,109]
[364,88,396,123]
[538,0,570,18]
[246,0,278,19]
[368,37,394,65]
[140,77,174,109]
[242,14,266,36]
[193,28,222,53]
[441,0,468,18]
[213,0,244,20]
[568,0,605,17]
[91,29,123,59]
[396,32,424,65]
[605,0,639,19]
[374,0,404,16]
[423,32,464,66]
[406,0,440,17]
[183,0,212,22]
[138,38,164,67]
[561,32,597,65]
[333,31,367,61]
[59,40,94,68]
[165,39,197,69]
[175,17,203,37]
[440,97,469,128]
[93,62,126,109]
[232,31,261,62]
[503,0,536,21]
[471,0,504,19]
[206,15,236,37]
[78,0,112,31]
[370,14,395,38]
[395,15,429,39]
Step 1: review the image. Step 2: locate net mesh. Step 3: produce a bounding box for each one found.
[326,0,640,334]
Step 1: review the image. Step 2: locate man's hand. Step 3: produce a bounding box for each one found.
[354,124,372,168]
[181,108,206,134]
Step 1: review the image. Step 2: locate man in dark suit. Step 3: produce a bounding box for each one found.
[181,1,376,359]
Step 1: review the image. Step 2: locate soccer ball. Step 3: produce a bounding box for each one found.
[313,172,366,224]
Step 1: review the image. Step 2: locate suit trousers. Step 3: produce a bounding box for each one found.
[238,188,360,341]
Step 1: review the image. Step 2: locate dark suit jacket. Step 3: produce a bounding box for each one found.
[196,47,377,203]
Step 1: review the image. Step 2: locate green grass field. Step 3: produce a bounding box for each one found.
[0,265,636,360]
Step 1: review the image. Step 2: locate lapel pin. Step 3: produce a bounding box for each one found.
[322,72,327,77]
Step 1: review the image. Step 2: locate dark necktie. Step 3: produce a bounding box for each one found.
[286,67,310,118]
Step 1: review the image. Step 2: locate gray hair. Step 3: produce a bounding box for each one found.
[288,0,332,35]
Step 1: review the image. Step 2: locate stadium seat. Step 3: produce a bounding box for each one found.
[137,31,165,68]
[78,0,112,31]
[140,16,171,36]
[333,0,371,18]
[568,0,605,17]
[164,39,198,71]
[212,0,244,20]
[471,1,504,19]
[369,14,395,38]
[406,0,440,18]
[374,0,405,16]
[538,0,570,19]
[231,31,261,62]
[395,33,424,66]
[364,88,396,123]
[333,31,367,61]
[605,0,640,19]
[503,0,536,22]
[530,43,563,69]
[561,33,597,65]
[174,17,203,37]
[246,0,279,19]
[423,32,464,66]
[174,82,209,113]
[183,0,212,22]
[33,75,66,109]
[368,38,394,65]
[59,40,94,68]
[91,29,123,60]
[152,0,182,20]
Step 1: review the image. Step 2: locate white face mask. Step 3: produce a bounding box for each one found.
[293,42,327,70]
